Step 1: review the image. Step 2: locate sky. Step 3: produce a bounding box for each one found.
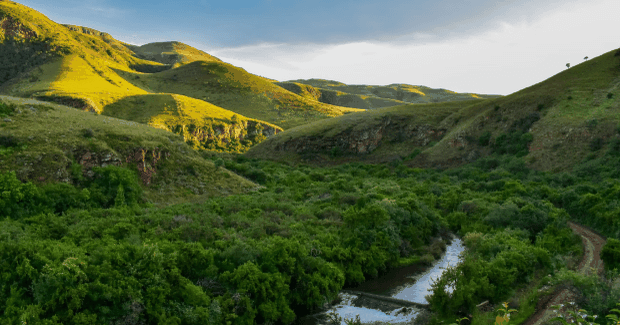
[14,0,620,95]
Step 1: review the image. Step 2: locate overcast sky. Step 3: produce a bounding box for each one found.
[15,0,620,95]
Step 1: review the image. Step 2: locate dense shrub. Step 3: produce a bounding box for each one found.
[478,131,492,146]
[86,165,143,208]
[602,238,620,271]
[492,131,533,157]
[0,171,39,218]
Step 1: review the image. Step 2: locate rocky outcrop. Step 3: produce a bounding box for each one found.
[272,117,446,156]
[177,119,281,151]
[78,150,123,178]
[123,147,171,185]
[63,24,108,38]
[73,146,170,186]
[275,118,391,155]
[1,15,38,39]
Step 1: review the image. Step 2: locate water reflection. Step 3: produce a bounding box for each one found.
[392,237,465,303]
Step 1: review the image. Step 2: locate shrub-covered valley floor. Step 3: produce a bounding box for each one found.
[2,108,620,325]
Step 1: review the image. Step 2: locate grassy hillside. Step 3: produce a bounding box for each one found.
[283,78,501,109]
[245,99,484,163]
[276,81,404,110]
[0,95,259,207]
[0,1,358,149]
[249,48,620,172]
[122,40,223,67]
[110,60,362,129]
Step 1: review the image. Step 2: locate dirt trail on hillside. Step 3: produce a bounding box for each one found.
[522,221,606,325]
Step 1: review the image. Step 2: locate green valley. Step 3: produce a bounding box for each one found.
[1,1,619,325]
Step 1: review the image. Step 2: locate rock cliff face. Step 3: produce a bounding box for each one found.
[11,145,171,186]
[1,15,38,39]
[177,119,279,142]
[75,146,171,186]
[273,117,445,156]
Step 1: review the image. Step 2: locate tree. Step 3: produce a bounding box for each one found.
[566,63,570,68]
[584,56,588,60]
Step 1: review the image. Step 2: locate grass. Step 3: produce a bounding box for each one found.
[0,95,258,207]
[250,48,620,172]
[0,0,362,149]
[245,99,485,163]
[287,79,501,104]
[114,60,363,129]
[276,81,405,110]
[123,41,223,67]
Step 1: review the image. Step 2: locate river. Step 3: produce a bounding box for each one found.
[297,235,465,325]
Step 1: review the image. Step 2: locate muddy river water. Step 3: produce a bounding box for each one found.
[297,236,465,325]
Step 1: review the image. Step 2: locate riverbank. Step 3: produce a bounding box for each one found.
[296,232,463,325]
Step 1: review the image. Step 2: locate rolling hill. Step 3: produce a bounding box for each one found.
[246,48,620,172]
[278,79,501,109]
[0,0,360,151]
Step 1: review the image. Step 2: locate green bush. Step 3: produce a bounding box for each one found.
[86,165,143,208]
[0,134,20,148]
[492,131,533,157]
[37,182,92,215]
[0,171,40,218]
[590,137,604,151]
[602,238,620,271]
[0,100,16,117]
[608,138,620,156]
[478,131,492,146]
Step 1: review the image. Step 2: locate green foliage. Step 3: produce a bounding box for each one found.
[550,269,620,318]
[479,131,492,146]
[81,128,95,138]
[590,137,604,151]
[87,165,143,208]
[492,131,533,157]
[0,171,39,218]
[608,92,614,99]
[2,121,620,324]
[484,199,551,237]
[0,100,16,117]
[602,238,620,271]
[220,261,295,324]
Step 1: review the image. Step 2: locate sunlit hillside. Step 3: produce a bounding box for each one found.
[0,0,355,151]
[283,78,501,109]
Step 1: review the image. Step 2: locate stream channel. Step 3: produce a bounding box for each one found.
[297,235,465,325]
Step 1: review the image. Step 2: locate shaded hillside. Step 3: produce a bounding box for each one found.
[245,100,483,163]
[281,79,501,109]
[0,1,359,150]
[0,95,258,207]
[247,48,620,172]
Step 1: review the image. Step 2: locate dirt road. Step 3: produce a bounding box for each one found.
[522,221,606,325]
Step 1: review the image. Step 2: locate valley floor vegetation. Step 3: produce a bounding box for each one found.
[2,133,620,325]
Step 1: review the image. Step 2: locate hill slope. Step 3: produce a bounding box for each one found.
[0,95,258,207]
[0,1,356,148]
[247,48,620,171]
[280,79,501,109]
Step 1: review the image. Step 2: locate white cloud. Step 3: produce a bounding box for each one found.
[209,0,620,95]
